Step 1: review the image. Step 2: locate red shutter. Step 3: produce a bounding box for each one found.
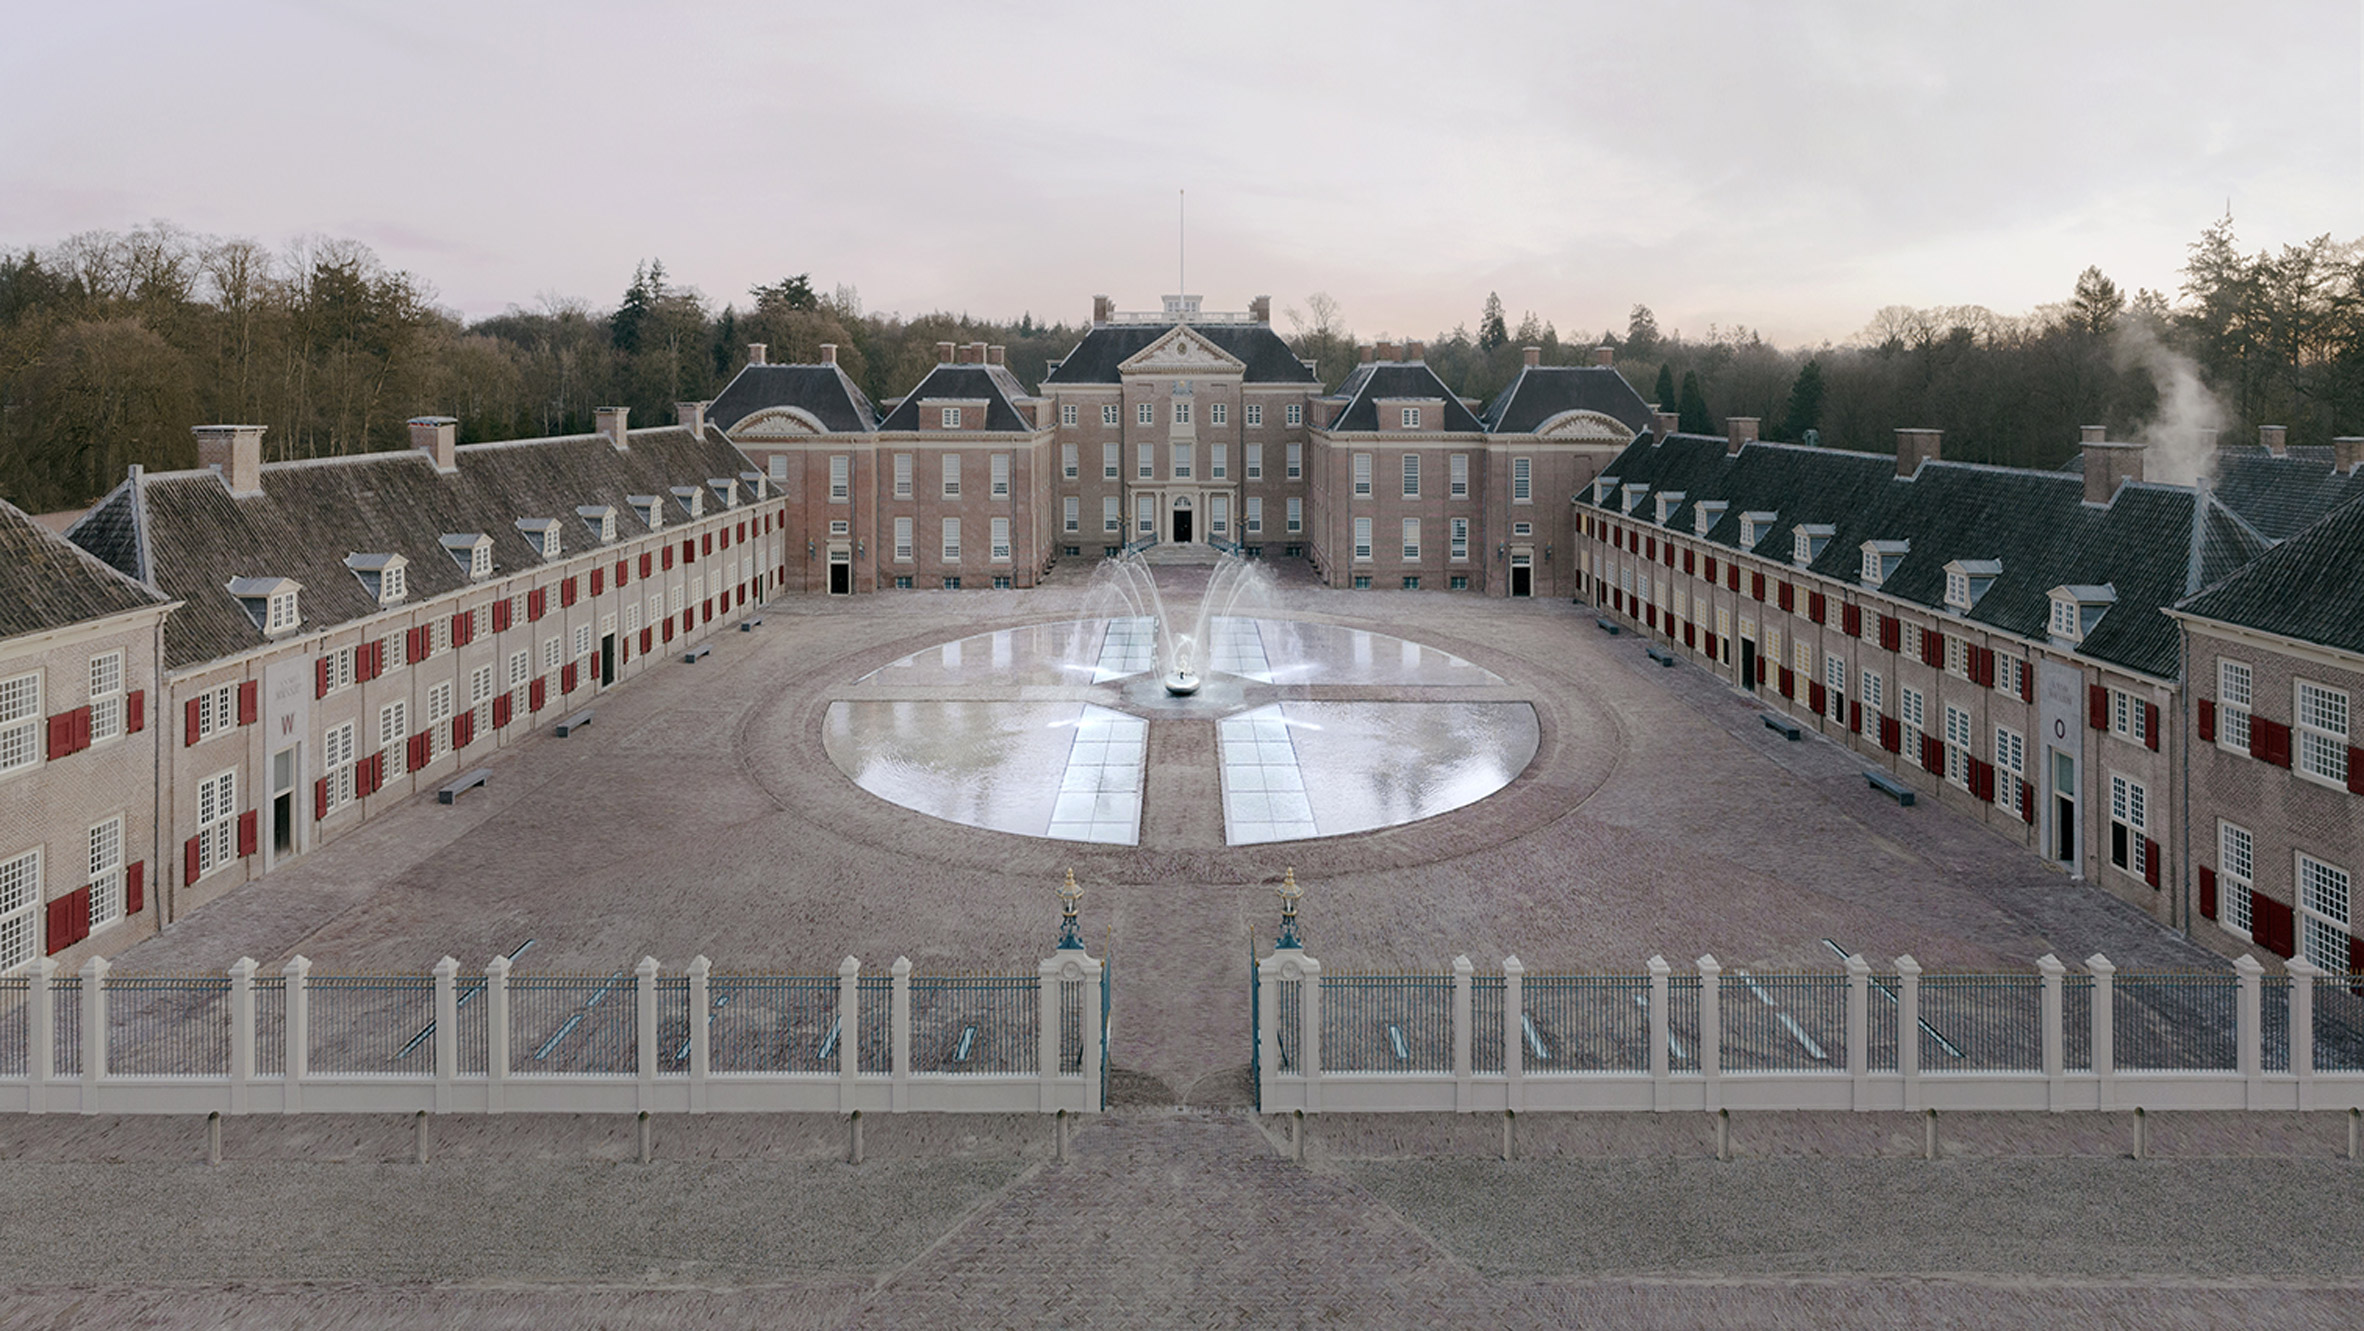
[370,752,387,794]
[494,695,511,729]
[1778,666,1794,698]
[1751,571,1765,601]
[1971,759,1994,802]
[184,698,202,746]
[1704,633,1718,659]
[125,861,143,915]
[1683,622,1696,648]
[703,533,714,556]
[2199,866,2218,920]
[2348,748,2364,795]
[46,713,74,761]
[1809,592,1826,625]
[640,627,653,654]
[662,546,675,571]
[314,777,329,820]
[236,810,258,858]
[704,599,714,623]
[1646,605,1658,630]
[738,520,748,543]
[1848,700,1863,733]
[641,553,654,579]
[1704,556,1718,582]
[410,731,431,771]
[1726,564,1739,593]
[316,655,332,699]
[2254,894,2296,958]
[45,894,77,954]
[1842,604,1861,637]
[408,626,428,664]
[1879,716,1900,754]
[493,599,511,633]
[591,568,605,596]
[1809,680,1826,713]
[450,611,468,647]
[2143,839,2162,888]
[1645,536,1656,560]
[184,835,201,884]
[561,663,578,694]
[560,577,578,607]
[2143,702,2160,752]
[616,559,629,588]
[2019,662,2035,703]
[237,680,259,725]
[125,689,143,734]
[2089,684,2108,731]
[1879,615,1900,652]
[530,676,547,712]
[1778,582,1794,613]
[663,618,676,643]
[1683,549,1695,575]
[682,539,695,565]
[2197,698,2215,742]
[456,711,475,750]
[2254,719,2293,768]
[2018,778,2035,823]
[1922,631,1944,669]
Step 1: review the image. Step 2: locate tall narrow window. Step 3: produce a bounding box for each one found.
[829,455,849,502]
[894,517,914,562]
[1401,518,1421,561]
[0,672,34,775]
[1103,442,1121,479]
[2219,822,2255,935]
[1210,443,1227,479]
[1103,496,1121,533]
[1060,403,1078,427]
[1402,454,1420,498]
[1450,453,1469,498]
[1286,442,1303,479]
[1287,497,1303,532]
[1061,443,1078,479]
[1210,494,1229,536]
[1450,517,1469,561]
[1136,494,1155,536]
[1944,704,1973,787]
[990,453,1011,498]
[0,847,38,971]
[2296,681,2350,785]
[941,518,961,562]
[88,651,124,744]
[1354,517,1373,561]
[323,721,357,815]
[1512,456,1533,502]
[1285,403,1303,427]
[1246,496,1263,533]
[1246,444,1264,479]
[2299,853,2352,972]
[196,769,237,878]
[1353,454,1373,496]
[1137,445,1154,480]
[894,453,913,498]
[1172,443,1192,478]
[990,517,1011,562]
[2109,774,2149,878]
[2217,659,2252,750]
[941,454,961,498]
[87,816,124,930]
[1064,496,1080,533]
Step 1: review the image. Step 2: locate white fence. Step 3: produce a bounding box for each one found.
[1255,947,2364,1115]
[0,949,1105,1116]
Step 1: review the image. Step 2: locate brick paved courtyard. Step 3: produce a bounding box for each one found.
[16,559,2309,1327]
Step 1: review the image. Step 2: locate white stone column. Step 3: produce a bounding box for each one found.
[1256,954,1281,1110]
[1647,954,1671,1111]
[25,957,52,1114]
[890,956,912,1114]
[1895,955,1921,1111]
[1845,952,1869,1109]
[1452,955,1474,1113]
[2038,953,2065,1109]
[484,954,510,1114]
[635,956,659,1111]
[228,957,256,1116]
[1082,954,1104,1113]
[1502,955,1524,1113]
[837,956,861,1115]
[1037,957,1062,1114]
[687,955,711,1115]
[432,957,458,1114]
[282,955,309,1115]
[1299,955,1323,1113]
[2289,958,2320,1109]
[1697,954,1721,1113]
[2235,953,2264,1105]
[2087,953,2116,1109]
[81,955,109,1101]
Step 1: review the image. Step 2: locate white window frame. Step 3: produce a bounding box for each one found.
[1401,406,1421,429]
[1174,400,1191,425]
[1352,453,1372,496]
[2109,772,2150,879]
[1063,496,1080,534]
[1173,442,1192,479]
[941,454,961,498]
[507,649,530,689]
[1451,516,1470,562]
[990,517,1011,563]
[1354,517,1373,562]
[378,701,407,773]
[572,624,592,660]
[1901,685,1924,733]
[1246,403,1264,427]
[1402,454,1420,498]
[894,453,913,499]
[1210,443,1227,479]
[1246,496,1263,534]
[1102,404,1120,427]
[1286,497,1303,533]
[195,681,236,743]
[1944,704,1974,788]
[0,672,36,777]
[1450,453,1469,499]
[2299,852,2352,973]
[894,517,915,563]
[1246,444,1263,479]
[195,768,237,880]
[0,847,39,972]
[1137,401,1155,426]
[1060,403,1078,428]
[1062,443,1078,479]
[87,651,125,745]
[323,721,357,815]
[87,815,125,931]
[941,517,961,562]
[2110,688,2150,746]
[991,453,1011,498]
[1209,402,1228,426]
[940,406,961,429]
[1285,403,1303,428]
[1102,497,1121,534]
[1511,456,1532,502]
[2296,680,2350,787]
[1137,444,1154,481]
[2219,821,2255,937]
[1286,442,1303,479]
[2217,659,2253,752]
[1402,517,1421,562]
[1210,493,1229,537]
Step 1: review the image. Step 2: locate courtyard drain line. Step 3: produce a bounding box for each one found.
[394,939,535,1061]
[1823,937,1966,1059]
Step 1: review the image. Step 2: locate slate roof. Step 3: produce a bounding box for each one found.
[2178,493,2364,657]
[1579,433,2269,681]
[0,496,169,639]
[1320,363,1486,434]
[1041,324,1319,385]
[2203,447,2364,542]
[707,363,879,434]
[67,427,756,672]
[1481,365,1656,435]
[876,364,1039,433]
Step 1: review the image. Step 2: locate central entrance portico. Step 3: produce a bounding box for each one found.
[1173,495,1194,543]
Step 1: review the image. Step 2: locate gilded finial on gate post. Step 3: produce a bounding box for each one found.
[1276,867,1303,950]
[1057,867,1085,950]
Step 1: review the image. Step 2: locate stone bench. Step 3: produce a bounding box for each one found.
[437,768,491,805]
[1594,616,1622,636]
[555,709,593,738]
[1867,769,1916,805]
[739,615,765,632]
[1761,712,1802,742]
[683,643,712,663]
[1644,645,1674,667]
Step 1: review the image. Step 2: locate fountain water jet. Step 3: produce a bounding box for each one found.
[1084,548,1273,697]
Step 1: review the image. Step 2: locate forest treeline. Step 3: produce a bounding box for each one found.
[0,215,2356,512]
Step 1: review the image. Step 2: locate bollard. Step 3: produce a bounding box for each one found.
[1923,1108,1938,1161]
[1056,1109,1068,1164]
[848,1109,864,1166]
[2132,1106,2147,1160]
[1291,1109,1305,1164]
[1502,1109,1517,1162]
[206,1111,222,1167]
[637,1110,652,1165]
[1715,1107,1731,1162]
[2350,1108,2359,1162]
[415,1110,430,1165]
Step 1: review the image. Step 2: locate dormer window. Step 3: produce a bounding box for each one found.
[1655,491,1686,525]
[1621,483,1648,515]
[1739,511,1777,550]
[227,576,303,637]
[442,533,493,580]
[1944,559,2001,612]
[1693,500,1728,537]
[1595,476,1619,506]
[2048,584,2116,643]
[671,485,704,520]
[346,553,408,605]
[516,519,562,560]
[629,495,664,531]
[739,471,767,501]
[1860,539,1909,587]
[708,478,739,509]
[1792,523,1835,566]
[577,505,618,544]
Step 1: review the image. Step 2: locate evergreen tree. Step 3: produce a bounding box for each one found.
[1479,292,1508,351]
[1780,358,1825,441]
[611,259,662,353]
[1625,304,1661,361]
[1653,362,1677,411]
[711,305,738,376]
[1678,370,1713,435]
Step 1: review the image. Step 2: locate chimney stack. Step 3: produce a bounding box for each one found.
[937,341,956,363]
[987,345,1005,367]
[1360,345,1375,363]
[593,407,629,453]
[1593,344,1615,367]
[1375,341,1397,362]
[2335,437,2364,473]
[746,343,767,367]
[2260,424,2287,456]
[676,401,707,436]
[193,424,267,495]
[2083,439,2146,503]
[2080,425,2108,443]
[1523,346,1541,368]
[969,341,990,365]
[1250,295,1271,325]
[819,343,837,365]
[1653,409,1680,438]
[406,416,457,471]
[1405,340,1425,362]
[1894,427,1942,478]
[1726,417,1760,455]
[1093,294,1113,326]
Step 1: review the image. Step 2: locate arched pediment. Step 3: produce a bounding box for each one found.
[1532,409,1636,443]
[729,406,833,439]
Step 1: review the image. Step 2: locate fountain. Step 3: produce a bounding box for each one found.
[1085,548,1272,699]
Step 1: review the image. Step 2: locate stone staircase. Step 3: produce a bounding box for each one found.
[1139,541,1223,566]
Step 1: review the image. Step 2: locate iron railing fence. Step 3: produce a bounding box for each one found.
[708,976,835,1074]
[856,976,892,1074]
[1059,977,1086,1075]
[1472,976,1504,1074]
[1721,971,1845,1073]
[1520,975,1651,1073]
[253,977,284,1076]
[2112,974,2241,1071]
[52,978,79,1077]
[655,976,692,1075]
[1667,974,1702,1073]
[0,978,25,1078]
[1914,973,2044,1073]
[1321,974,1453,1074]
[508,973,634,1075]
[908,975,1036,1074]
[1867,972,1900,1071]
[2262,977,2291,1073]
[2315,978,2364,1072]
[1274,978,1299,1073]
[2062,975,2093,1072]
[107,976,231,1077]
[452,977,489,1076]
[306,975,435,1076]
